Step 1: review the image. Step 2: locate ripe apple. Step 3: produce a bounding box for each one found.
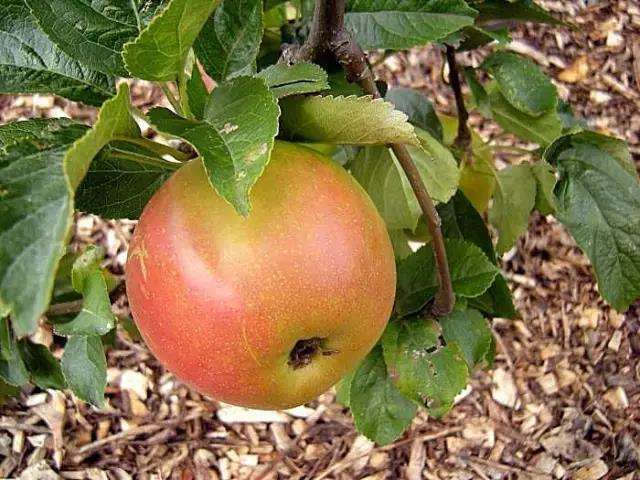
[126,141,396,410]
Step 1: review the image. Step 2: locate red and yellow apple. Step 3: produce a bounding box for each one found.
[126,141,396,409]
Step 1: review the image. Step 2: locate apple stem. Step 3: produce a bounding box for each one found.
[283,0,456,317]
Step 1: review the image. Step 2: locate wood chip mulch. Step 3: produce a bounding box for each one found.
[1,2,639,479]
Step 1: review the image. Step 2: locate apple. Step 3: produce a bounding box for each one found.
[126,141,396,409]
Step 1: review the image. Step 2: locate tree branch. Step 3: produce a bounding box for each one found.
[445,45,471,156]
[288,0,455,316]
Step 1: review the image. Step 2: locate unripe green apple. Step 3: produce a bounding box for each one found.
[126,141,396,410]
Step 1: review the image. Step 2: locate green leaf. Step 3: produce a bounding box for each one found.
[385,88,443,141]
[55,247,116,336]
[350,129,459,230]
[344,1,476,50]
[473,0,563,26]
[0,123,85,337]
[0,0,114,105]
[149,76,279,216]
[463,68,491,117]
[61,335,106,407]
[396,239,499,316]
[124,0,221,81]
[412,130,460,202]
[439,191,494,260]
[256,62,330,98]
[440,307,494,368]
[438,191,516,318]
[532,161,557,215]
[65,84,141,189]
[0,318,29,386]
[468,274,515,319]
[544,130,637,179]
[0,378,20,405]
[335,369,355,406]
[0,118,77,150]
[388,229,413,260]
[76,143,175,220]
[24,0,141,76]
[489,163,537,254]
[554,144,640,312]
[459,136,496,213]
[1,86,139,336]
[482,51,557,117]
[488,85,562,146]
[17,340,66,389]
[454,25,511,51]
[187,65,210,120]
[350,346,417,444]
[194,0,263,82]
[280,95,418,146]
[381,318,469,417]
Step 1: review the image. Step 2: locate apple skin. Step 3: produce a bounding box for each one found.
[126,141,396,410]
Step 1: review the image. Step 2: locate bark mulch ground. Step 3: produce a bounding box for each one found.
[1,1,639,479]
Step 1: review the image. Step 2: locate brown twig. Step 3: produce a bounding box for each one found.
[445,45,472,157]
[287,0,455,315]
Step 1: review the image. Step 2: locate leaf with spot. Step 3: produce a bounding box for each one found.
[489,163,537,254]
[195,0,263,81]
[0,86,140,336]
[124,0,221,80]
[61,335,107,407]
[395,239,499,317]
[381,318,469,417]
[554,144,640,312]
[0,0,114,105]
[349,346,417,444]
[149,76,279,216]
[279,95,418,146]
[256,62,330,98]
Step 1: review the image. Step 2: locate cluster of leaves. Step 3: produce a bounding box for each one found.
[0,0,639,444]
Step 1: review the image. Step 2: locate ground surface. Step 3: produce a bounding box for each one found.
[1,2,639,479]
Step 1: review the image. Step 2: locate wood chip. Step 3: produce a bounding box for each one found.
[537,373,559,395]
[491,368,518,408]
[216,406,290,424]
[19,460,61,480]
[558,56,589,83]
[406,438,426,480]
[462,419,495,448]
[119,370,149,401]
[603,387,629,410]
[572,459,608,480]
